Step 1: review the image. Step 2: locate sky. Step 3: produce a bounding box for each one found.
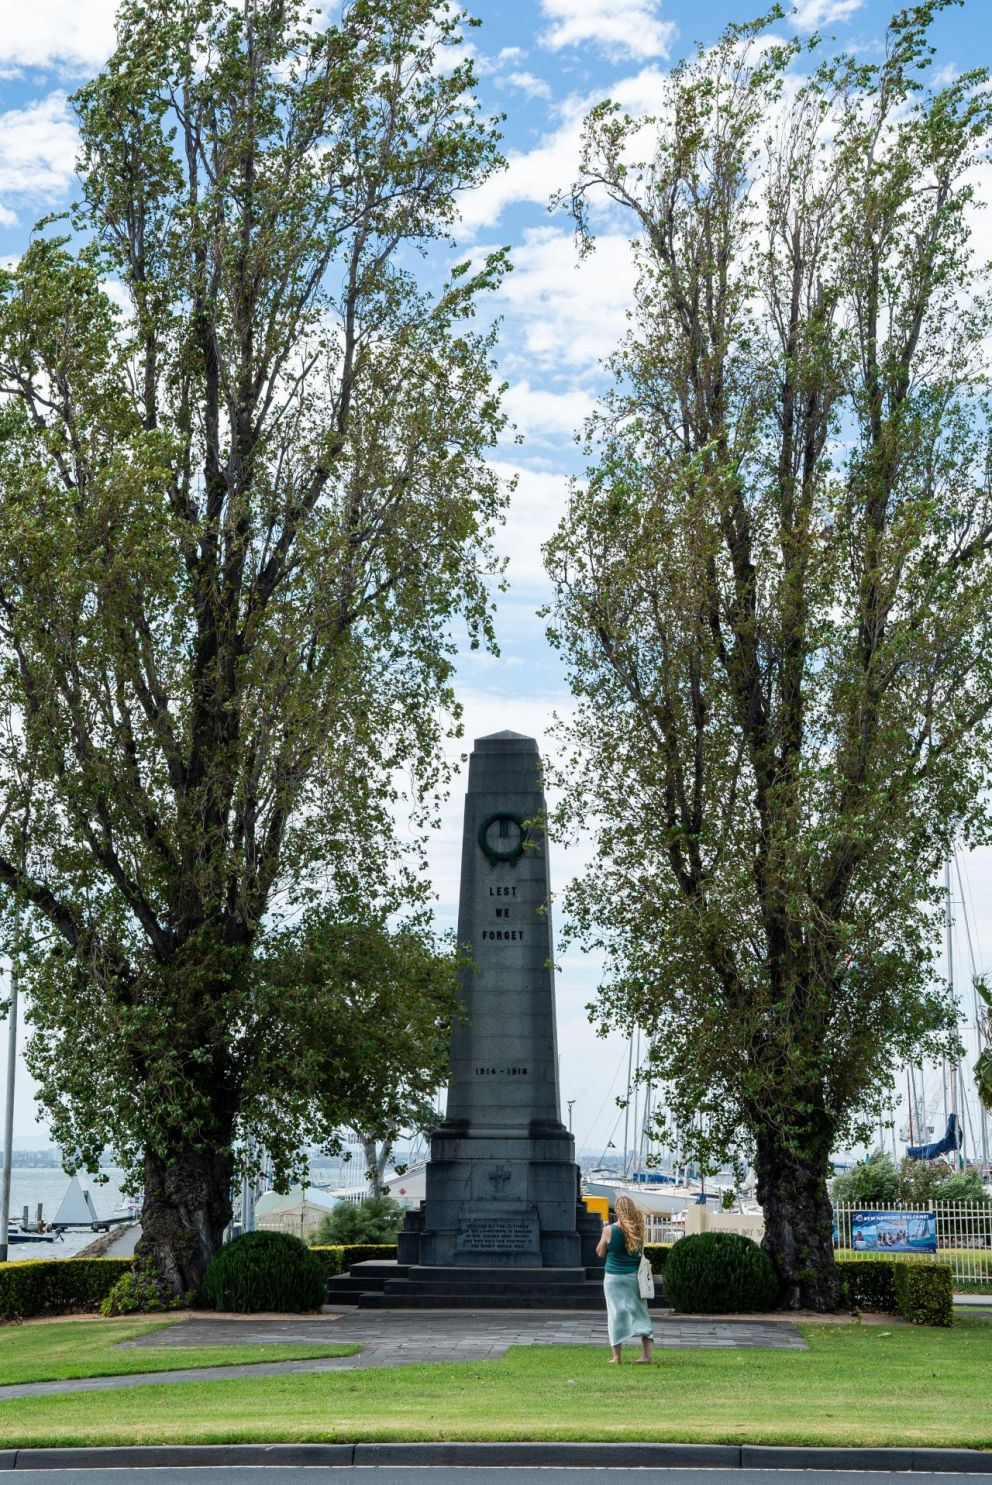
[1,0,991,1160]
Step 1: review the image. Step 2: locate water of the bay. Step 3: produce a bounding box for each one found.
[3,1167,130,1261]
[2,1153,366,1262]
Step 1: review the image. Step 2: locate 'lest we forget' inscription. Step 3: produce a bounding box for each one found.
[482,885,525,942]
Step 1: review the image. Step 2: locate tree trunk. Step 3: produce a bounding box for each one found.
[360,1134,392,1196]
[138,1144,234,1297]
[754,1129,841,1312]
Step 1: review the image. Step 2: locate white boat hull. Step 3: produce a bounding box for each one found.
[584,1179,726,1217]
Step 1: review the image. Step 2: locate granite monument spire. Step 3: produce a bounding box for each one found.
[399,729,595,1269]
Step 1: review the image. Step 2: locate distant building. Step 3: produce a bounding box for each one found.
[254,1186,339,1242]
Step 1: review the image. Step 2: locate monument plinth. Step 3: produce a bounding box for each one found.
[398,729,591,1270]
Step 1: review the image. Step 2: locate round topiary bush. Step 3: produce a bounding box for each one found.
[662,1231,779,1313]
[201,1230,327,1314]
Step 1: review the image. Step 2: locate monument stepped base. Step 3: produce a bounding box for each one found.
[326,1261,670,1311]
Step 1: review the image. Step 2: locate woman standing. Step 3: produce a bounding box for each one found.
[597,1193,654,1365]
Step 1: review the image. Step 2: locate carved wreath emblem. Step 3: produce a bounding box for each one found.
[477,812,527,867]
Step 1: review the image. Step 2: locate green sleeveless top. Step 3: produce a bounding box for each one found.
[604,1223,642,1274]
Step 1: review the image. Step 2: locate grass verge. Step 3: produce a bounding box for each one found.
[0,1318,358,1386]
[0,1314,989,1448]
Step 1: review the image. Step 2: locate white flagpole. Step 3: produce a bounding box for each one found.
[0,894,22,1263]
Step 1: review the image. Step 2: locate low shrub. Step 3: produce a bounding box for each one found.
[837,1257,897,1311]
[202,1231,326,1314]
[0,1258,133,1321]
[310,1247,344,1280]
[311,1243,397,1281]
[837,1256,953,1325]
[893,1260,953,1327]
[101,1254,191,1316]
[662,1232,779,1313]
[310,1198,405,1246]
[339,1243,398,1267]
[643,1243,672,1275]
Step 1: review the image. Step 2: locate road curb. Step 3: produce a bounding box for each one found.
[3,1442,992,1471]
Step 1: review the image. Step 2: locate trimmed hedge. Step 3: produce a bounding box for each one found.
[663,1232,779,1313]
[311,1247,343,1279]
[311,1243,397,1281]
[0,1258,134,1321]
[838,1256,953,1325]
[643,1243,672,1275]
[837,1257,897,1311]
[202,1231,326,1314]
[894,1260,953,1327]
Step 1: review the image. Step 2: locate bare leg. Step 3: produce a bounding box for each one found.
[609,1343,622,1364]
[632,1337,653,1364]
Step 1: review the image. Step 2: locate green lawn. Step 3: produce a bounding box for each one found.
[0,1318,358,1386]
[0,1315,989,1449]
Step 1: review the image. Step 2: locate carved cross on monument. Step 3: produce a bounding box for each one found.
[488,1164,512,1194]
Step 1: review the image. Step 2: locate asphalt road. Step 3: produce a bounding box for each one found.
[1,1470,988,1483]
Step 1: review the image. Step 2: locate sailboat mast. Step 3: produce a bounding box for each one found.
[630,1028,641,1180]
[944,858,953,1141]
[622,1030,634,1179]
[954,855,991,1170]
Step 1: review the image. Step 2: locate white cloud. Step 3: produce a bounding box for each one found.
[490,459,574,590]
[459,65,667,234]
[0,206,18,229]
[506,71,553,101]
[497,227,637,371]
[474,45,552,101]
[0,93,78,223]
[792,0,864,28]
[502,381,596,445]
[0,0,117,72]
[539,0,677,61]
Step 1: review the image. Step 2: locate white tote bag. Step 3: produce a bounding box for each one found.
[637,1253,655,1300]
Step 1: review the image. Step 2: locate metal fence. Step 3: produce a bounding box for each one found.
[646,1218,682,1244]
[644,1202,992,1283]
[832,1201,992,1283]
[645,1211,765,1245]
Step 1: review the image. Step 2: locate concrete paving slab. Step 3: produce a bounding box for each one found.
[125,1309,807,1356]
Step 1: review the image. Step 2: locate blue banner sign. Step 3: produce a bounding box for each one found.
[851,1210,937,1254]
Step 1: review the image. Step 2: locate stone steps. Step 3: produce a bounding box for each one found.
[383,1281,602,1298]
[408,1264,591,1284]
[356,1291,609,1310]
[325,1259,668,1311]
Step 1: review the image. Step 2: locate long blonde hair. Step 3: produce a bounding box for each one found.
[614,1194,646,1254]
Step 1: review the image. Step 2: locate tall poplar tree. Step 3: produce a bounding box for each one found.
[547,4,992,1308]
[0,0,506,1294]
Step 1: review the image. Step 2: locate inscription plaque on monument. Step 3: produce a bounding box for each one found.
[457,1213,541,1253]
[398,729,596,1270]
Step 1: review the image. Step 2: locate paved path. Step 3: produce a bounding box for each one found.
[0,1311,805,1403]
[101,1224,141,1258]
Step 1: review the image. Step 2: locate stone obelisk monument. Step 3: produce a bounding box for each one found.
[399,730,592,1269]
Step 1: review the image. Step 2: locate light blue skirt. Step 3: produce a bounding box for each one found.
[604,1271,654,1347]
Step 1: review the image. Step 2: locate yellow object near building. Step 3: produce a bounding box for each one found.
[582,1194,609,1223]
